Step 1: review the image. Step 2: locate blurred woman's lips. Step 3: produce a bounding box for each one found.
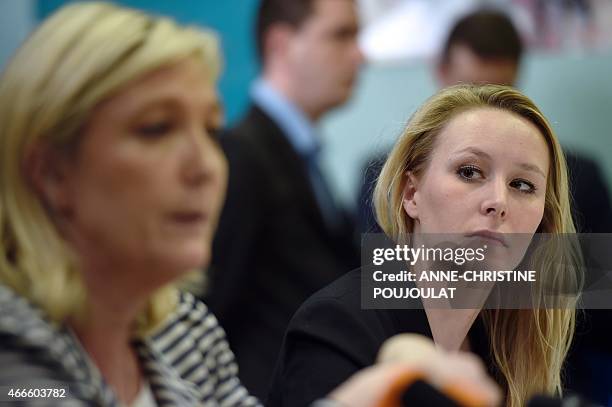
[169,211,207,224]
[465,230,508,247]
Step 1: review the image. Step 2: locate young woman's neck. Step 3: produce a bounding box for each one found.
[424,308,479,351]
[412,255,492,351]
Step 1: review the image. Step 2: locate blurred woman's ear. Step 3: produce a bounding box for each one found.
[25,143,73,216]
[401,172,419,220]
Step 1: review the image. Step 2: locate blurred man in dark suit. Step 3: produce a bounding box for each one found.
[205,0,363,399]
[356,9,612,403]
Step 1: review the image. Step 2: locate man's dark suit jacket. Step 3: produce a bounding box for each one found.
[205,105,359,399]
[267,268,497,407]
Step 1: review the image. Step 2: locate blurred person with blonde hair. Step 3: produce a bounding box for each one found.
[0,2,258,404]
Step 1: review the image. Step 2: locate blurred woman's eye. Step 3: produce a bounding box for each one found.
[456,165,484,182]
[136,121,174,138]
[205,125,221,142]
[510,179,537,194]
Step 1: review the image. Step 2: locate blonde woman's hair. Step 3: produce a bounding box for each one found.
[374,84,579,406]
[0,2,221,335]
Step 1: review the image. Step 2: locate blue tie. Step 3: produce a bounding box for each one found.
[304,147,342,231]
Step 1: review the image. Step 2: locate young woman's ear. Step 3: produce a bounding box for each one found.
[401,171,419,220]
[24,144,72,216]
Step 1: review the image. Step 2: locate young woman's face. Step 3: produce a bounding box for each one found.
[57,58,227,283]
[403,107,549,258]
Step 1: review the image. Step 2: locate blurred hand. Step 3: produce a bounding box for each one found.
[328,334,501,407]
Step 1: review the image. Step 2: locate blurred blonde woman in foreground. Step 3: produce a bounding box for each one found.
[0,2,251,405]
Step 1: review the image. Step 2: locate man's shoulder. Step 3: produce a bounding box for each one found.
[220,105,286,167]
[564,148,600,173]
[225,105,282,142]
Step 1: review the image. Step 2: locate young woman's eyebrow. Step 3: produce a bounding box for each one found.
[452,147,492,160]
[517,163,546,179]
[452,147,546,179]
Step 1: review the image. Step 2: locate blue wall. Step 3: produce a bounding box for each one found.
[37,0,260,124]
[0,1,35,69]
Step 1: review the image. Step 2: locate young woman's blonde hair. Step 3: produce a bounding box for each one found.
[374,84,580,406]
[0,2,221,335]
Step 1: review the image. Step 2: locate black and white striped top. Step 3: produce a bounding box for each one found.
[0,284,262,406]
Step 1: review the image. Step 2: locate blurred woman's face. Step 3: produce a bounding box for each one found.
[403,108,549,260]
[58,58,227,282]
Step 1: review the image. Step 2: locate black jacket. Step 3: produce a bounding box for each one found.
[267,268,496,407]
[205,105,359,399]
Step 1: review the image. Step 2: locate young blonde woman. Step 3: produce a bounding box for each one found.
[269,85,581,407]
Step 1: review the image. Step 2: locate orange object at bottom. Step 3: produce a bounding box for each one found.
[375,369,493,407]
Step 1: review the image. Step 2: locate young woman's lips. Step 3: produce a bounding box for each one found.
[466,230,508,247]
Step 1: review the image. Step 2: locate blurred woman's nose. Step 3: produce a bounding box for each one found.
[480,177,508,220]
[180,126,222,187]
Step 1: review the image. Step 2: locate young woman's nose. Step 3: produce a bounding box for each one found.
[480,177,508,219]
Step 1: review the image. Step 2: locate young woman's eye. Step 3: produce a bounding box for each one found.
[136,121,173,138]
[456,165,483,181]
[510,179,537,194]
